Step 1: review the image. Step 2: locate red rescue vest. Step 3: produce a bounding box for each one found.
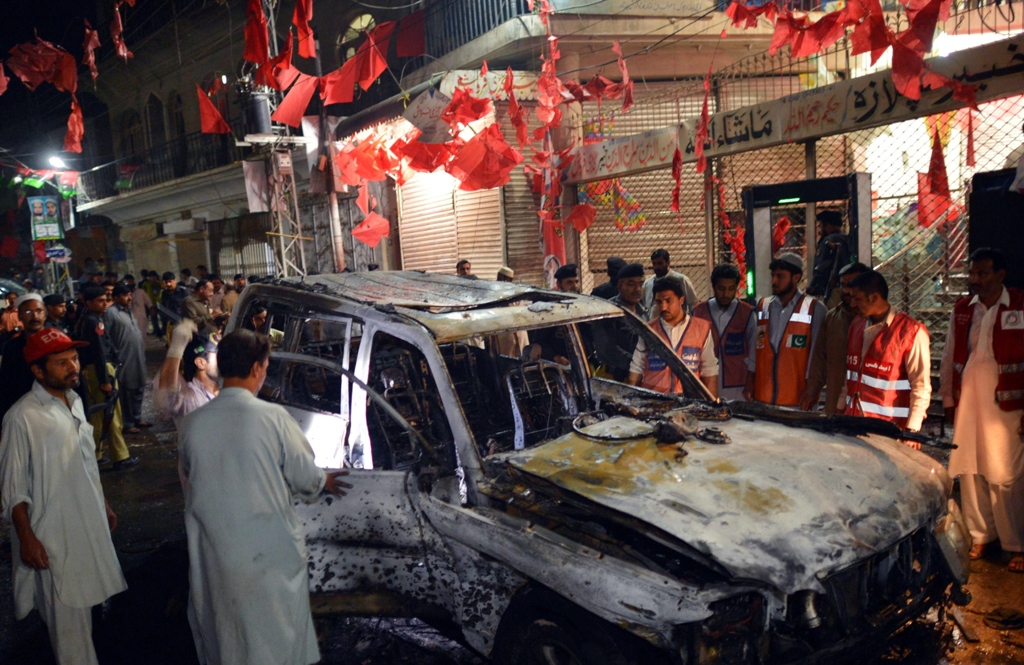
[950,288,1024,412]
[640,315,712,394]
[754,294,816,406]
[845,312,925,429]
[693,299,754,389]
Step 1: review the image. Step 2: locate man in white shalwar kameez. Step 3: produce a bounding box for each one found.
[0,329,127,664]
[941,248,1024,572]
[179,329,350,664]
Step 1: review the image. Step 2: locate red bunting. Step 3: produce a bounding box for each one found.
[670,148,683,213]
[445,123,523,191]
[921,68,979,109]
[352,212,390,248]
[396,9,426,58]
[7,39,67,91]
[441,87,493,129]
[772,216,792,254]
[334,144,362,186]
[321,59,357,104]
[902,0,950,55]
[0,66,8,98]
[726,0,760,29]
[917,127,953,227]
[82,19,101,81]
[243,0,270,66]
[505,68,531,149]
[890,38,924,100]
[849,12,891,65]
[293,0,315,59]
[611,41,634,114]
[64,95,84,153]
[275,65,301,92]
[394,138,457,173]
[356,183,377,214]
[355,23,392,91]
[564,204,597,232]
[270,73,318,127]
[196,84,232,134]
[111,1,134,61]
[695,66,711,174]
[351,140,389,182]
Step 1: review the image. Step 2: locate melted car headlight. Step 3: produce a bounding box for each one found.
[694,593,769,665]
[935,498,972,585]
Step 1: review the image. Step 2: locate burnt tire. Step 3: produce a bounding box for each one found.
[494,614,628,665]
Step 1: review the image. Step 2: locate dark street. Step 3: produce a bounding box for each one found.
[0,340,1021,664]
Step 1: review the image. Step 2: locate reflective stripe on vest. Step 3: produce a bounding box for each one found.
[753,295,815,406]
[950,289,1024,412]
[693,300,752,389]
[844,313,922,429]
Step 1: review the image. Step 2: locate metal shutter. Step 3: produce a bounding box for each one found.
[495,100,546,286]
[455,187,504,280]
[397,171,458,274]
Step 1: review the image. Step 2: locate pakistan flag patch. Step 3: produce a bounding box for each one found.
[786,334,808,349]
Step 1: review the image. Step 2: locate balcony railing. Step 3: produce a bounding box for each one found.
[78,130,245,204]
[425,0,532,59]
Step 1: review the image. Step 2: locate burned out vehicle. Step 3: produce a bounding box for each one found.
[226,272,971,664]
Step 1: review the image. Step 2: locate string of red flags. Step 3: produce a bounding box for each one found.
[292,0,315,59]
[111,1,134,61]
[196,84,232,134]
[82,19,101,80]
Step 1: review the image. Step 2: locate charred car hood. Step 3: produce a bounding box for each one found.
[500,416,950,594]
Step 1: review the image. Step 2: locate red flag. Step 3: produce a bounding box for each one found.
[902,0,950,55]
[270,73,318,127]
[396,9,426,58]
[849,13,891,65]
[355,26,391,91]
[394,138,457,173]
[59,170,79,187]
[480,60,489,77]
[64,95,84,153]
[612,41,634,114]
[196,84,232,134]
[293,0,315,59]
[670,147,683,213]
[351,140,389,182]
[356,183,375,214]
[111,1,134,61]
[334,144,362,186]
[695,66,711,174]
[921,68,979,109]
[772,216,792,254]
[321,59,357,104]
[7,39,65,91]
[441,87,493,129]
[726,1,759,29]
[82,19,101,80]
[917,127,952,227]
[258,31,295,91]
[564,204,597,232]
[445,123,523,191]
[244,0,270,65]
[505,68,531,149]
[890,38,924,100]
[0,65,8,98]
[275,65,301,91]
[352,211,390,248]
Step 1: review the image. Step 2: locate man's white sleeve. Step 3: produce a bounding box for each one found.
[700,332,720,377]
[0,414,32,520]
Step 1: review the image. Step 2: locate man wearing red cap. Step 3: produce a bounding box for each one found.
[0,329,127,664]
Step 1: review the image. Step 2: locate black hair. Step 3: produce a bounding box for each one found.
[104,271,118,279]
[456,259,471,269]
[849,270,889,300]
[194,279,210,292]
[651,248,670,262]
[652,276,685,299]
[234,273,244,280]
[123,274,135,282]
[183,335,214,382]
[162,271,176,280]
[710,264,741,287]
[838,261,869,278]
[818,209,844,228]
[769,258,802,276]
[207,273,220,282]
[197,265,207,271]
[247,275,259,283]
[217,329,270,380]
[969,247,1007,273]
[181,268,192,277]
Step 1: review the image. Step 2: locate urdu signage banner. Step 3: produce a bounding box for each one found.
[567,34,1024,184]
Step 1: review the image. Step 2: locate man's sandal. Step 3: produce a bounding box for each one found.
[1009,553,1024,573]
[970,542,998,560]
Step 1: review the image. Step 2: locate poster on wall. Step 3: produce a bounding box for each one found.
[28,196,63,240]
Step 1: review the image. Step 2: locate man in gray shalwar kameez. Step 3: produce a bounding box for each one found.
[106,283,150,431]
[178,329,350,664]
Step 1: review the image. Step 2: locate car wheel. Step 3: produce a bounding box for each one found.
[495,612,642,665]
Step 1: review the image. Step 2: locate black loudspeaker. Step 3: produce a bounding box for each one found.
[968,168,1024,289]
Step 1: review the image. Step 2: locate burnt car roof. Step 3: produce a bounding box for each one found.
[306,271,545,309]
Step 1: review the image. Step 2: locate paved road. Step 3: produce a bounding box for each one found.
[0,341,1021,664]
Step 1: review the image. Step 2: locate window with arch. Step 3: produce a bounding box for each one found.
[146,93,166,147]
[339,13,375,62]
[121,109,144,157]
[168,92,186,138]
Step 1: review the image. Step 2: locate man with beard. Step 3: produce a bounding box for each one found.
[800,262,869,413]
[221,274,245,314]
[153,320,219,430]
[178,329,351,664]
[181,280,219,333]
[744,253,827,407]
[0,294,48,422]
[844,270,931,432]
[693,264,757,402]
[554,264,580,293]
[641,249,697,314]
[629,276,718,396]
[0,329,127,664]
[941,248,1024,572]
[43,295,70,334]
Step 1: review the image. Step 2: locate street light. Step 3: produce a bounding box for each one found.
[48,155,66,169]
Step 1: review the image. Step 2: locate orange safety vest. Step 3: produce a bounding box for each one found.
[754,294,816,406]
[693,299,754,389]
[950,288,1024,411]
[845,312,926,429]
[640,315,712,394]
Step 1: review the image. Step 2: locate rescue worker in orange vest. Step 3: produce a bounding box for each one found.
[940,248,1024,572]
[628,276,718,397]
[693,264,756,401]
[743,253,827,407]
[844,270,931,433]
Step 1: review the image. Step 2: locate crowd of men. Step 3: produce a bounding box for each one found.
[0,233,1021,663]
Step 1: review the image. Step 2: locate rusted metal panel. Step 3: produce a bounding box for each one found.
[498,416,950,596]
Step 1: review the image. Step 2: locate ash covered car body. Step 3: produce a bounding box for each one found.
[226,271,971,664]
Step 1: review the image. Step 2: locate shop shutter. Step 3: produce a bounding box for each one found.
[397,171,458,274]
[495,100,546,286]
[455,187,504,280]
